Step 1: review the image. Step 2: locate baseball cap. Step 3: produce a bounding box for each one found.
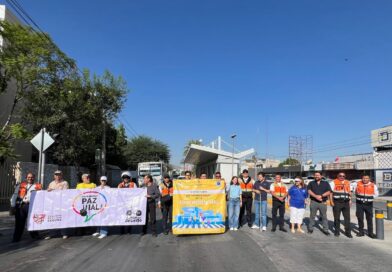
[100,176,108,181]
[121,171,132,178]
[54,170,62,175]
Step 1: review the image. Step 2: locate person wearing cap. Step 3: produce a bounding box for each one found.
[76,174,96,189]
[270,174,288,232]
[239,169,255,228]
[118,171,137,188]
[288,177,308,234]
[159,174,173,235]
[92,176,110,239]
[118,171,137,234]
[48,170,69,191]
[45,170,70,240]
[329,172,352,238]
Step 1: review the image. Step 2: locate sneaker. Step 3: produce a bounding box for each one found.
[368,233,377,239]
[164,231,169,235]
[230,227,234,231]
[44,236,51,240]
[98,234,106,239]
[279,227,288,233]
[262,226,267,231]
[62,235,68,239]
[234,228,238,231]
[92,232,100,237]
[251,225,259,229]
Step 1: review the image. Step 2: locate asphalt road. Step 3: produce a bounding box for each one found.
[1,209,392,272]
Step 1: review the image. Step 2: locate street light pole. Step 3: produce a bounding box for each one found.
[231,134,237,177]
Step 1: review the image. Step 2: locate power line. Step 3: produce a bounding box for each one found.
[116,116,138,138]
[119,114,139,136]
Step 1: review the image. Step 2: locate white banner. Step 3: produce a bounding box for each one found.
[27,188,147,231]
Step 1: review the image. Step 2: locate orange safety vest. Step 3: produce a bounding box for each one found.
[160,183,173,197]
[272,183,287,198]
[355,181,375,202]
[17,182,42,201]
[239,178,254,194]
[118,181,136,188]
[332,179,351,200]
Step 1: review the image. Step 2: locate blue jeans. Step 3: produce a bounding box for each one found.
[98,226,108,235]
[228,198,241,228]
[254,199,267,227]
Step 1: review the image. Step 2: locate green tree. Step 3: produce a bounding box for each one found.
[0,22,128,166]
[123,136,170,169]
[183,139,202,157]
[279,158,301,167]
[0,21,74,161]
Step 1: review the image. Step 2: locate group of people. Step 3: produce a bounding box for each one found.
[10,170,174,242]
[226,170,379,238]
[10,168,379,242]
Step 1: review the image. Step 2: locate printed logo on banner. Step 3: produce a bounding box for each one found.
[72,191,108,222]
[33,214,46,224]
[125,208,143,223]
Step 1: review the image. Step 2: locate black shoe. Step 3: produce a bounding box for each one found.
[334,232,340,237]
[322,230,330,236]
[279,227,287,233]
[271,227,276,232]
[356,232,364,237]
[368,233,377,239]
[308,229,313,234]
[248,224,252,228]
[345,232,353,238]
[164,231,168,235]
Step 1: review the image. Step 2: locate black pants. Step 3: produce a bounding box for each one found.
[239,195,253,226]
[13,203,39,242]
[161,201,173,232]
[272,200,285,229]
[356,202,373,234]
[142,201,156,234]
[333,200,351,233]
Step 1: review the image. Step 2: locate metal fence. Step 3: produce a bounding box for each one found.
[0,159,16,211]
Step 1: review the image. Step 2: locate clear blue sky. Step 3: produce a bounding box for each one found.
[6,0,392,165]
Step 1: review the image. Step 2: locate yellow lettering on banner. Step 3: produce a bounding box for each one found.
[172,179,226,235]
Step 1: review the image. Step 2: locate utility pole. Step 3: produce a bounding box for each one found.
[101,111,106,177]
[231,134,237,177]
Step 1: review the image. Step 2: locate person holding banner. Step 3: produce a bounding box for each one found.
[76,174,96,189]
[200,173,207,179]
[228,176,242,231]
[239,169,254,228]
[44,170,70,240]
[141,174,160,237]
[159,174,173,235]
[252,172,270,231]
[10,173,42,242]
[92,176,110,239]
[118,171,137,235]
[270,174,288,232]
[184,171,192,180]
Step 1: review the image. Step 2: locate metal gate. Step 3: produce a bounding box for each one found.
[0,159,16,211]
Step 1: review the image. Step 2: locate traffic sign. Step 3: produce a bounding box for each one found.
[30,129,55,152]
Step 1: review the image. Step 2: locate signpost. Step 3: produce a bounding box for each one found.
[30,128,55,184]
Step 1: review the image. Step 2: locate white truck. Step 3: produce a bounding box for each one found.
[137,161,167,186]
